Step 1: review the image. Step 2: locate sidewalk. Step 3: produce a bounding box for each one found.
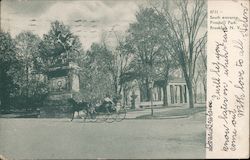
[125,104,206,119]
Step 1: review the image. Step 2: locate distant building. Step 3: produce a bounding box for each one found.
[123,78,187,109]
[123,68,205,109]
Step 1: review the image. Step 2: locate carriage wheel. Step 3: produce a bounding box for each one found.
[105,114,115,123]
[105,112,116,123]
[103,108,111,122]
[89,113,97,122]
[96,114,106,123]
[79,114,85,120]
[115,106,126,122]
[81,114,89,123]
[78,112,87,122]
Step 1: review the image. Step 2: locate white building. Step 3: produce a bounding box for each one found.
[123,69,205,109]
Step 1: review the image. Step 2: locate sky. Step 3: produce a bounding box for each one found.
[1,0,145,49]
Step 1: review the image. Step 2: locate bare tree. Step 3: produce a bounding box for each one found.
[152,0,207,108]
[193,33,207,103]
[200,41,207,101]
[15,31,42,109]
[79,42,114,102]
[192,69,201,103]
[100,30,131,97]
[113,31,132,96]
[154,47,177,107]
[126,7,166,115]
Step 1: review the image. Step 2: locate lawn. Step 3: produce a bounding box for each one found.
[137,106,206,119]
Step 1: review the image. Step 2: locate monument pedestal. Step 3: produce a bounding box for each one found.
[41,62,80,118]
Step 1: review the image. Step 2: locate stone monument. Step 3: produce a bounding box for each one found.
[41,61,80,117]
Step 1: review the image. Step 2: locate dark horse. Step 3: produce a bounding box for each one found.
[68,98,93,121]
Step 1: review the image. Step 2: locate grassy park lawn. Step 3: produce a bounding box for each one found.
[137,106,206,119]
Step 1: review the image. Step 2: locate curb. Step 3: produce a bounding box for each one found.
[125,115,189,120]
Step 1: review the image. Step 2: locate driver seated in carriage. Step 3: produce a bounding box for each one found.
[104,94,114,105]
[102,94,115,112]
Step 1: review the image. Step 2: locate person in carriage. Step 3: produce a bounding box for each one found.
[95,94,116,113]
[104,94,114,105]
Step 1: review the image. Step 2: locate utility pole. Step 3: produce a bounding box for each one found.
[149,79,154,116]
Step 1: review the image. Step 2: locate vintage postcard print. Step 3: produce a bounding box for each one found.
[0,0,249,159]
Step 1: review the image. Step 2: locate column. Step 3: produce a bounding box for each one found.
[175,85,178,103]
[170,85,174,104]
[180,85,183,103]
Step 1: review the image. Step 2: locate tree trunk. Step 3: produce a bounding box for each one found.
[163,83,168,107]
[193,86,197,103]
[122,86,126,106]
[118,83,122,95]
[194,91,197,103]
[186,79,194,108]
[26,65,29,111]
[150,87,153,116]
[113,76,118,96]
[145,78,150,101]
[203,80,207,102]
[0,71,10,111]
[181,61,194,108]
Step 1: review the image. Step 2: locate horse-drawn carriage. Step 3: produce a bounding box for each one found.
[68,98,126,123]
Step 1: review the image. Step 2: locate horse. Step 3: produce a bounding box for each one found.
[68,98,93,121]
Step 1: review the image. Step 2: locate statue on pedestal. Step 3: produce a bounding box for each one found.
[42,61,81,118]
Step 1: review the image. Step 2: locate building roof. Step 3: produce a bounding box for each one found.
[168,78,186,84]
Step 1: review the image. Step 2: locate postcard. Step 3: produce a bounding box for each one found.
[0,0,248,159]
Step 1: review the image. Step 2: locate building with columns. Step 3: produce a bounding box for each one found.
[169,78,188,104]
[125,78,189,109]
[123,68,206,109]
